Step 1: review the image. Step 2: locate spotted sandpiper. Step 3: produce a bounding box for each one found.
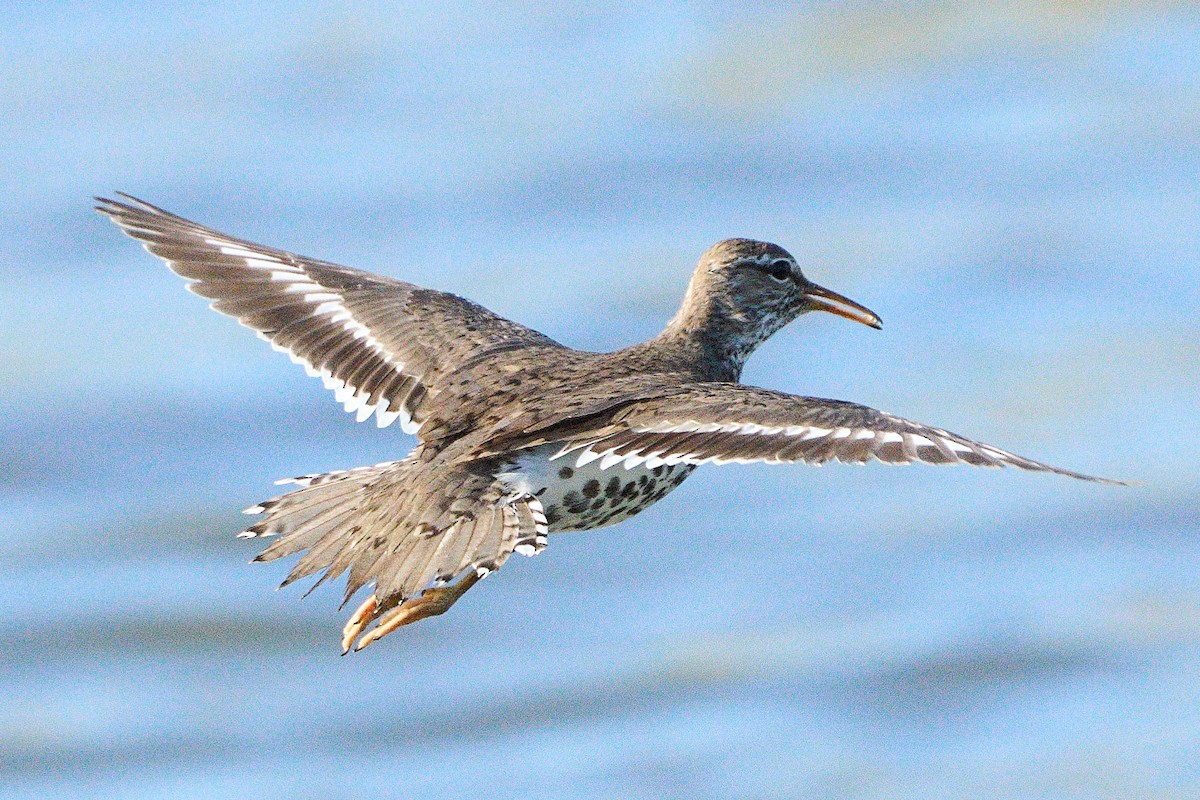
[98,194,1123,652]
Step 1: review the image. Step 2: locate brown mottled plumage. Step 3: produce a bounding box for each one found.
[97,195,1122,652]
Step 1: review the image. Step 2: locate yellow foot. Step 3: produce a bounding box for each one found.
[341,594,378,654]
[347,573,480,652]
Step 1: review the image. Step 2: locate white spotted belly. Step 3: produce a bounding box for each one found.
[497,444,696,532]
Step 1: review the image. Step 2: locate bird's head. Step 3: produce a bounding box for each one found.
[682,238,882,342]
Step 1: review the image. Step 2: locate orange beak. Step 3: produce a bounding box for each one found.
[803,283,882,330]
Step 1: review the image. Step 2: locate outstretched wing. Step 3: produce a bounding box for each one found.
[503,383,1123,483]
[97,194,560,436]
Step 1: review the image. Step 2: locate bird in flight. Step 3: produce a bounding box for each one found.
[98,194,1122,652]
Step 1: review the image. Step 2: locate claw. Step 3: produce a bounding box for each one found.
[341,594,378,654]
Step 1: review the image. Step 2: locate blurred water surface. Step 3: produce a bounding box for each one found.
[2,3,1199,798]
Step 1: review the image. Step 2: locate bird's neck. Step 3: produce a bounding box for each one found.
[639,303,763,383]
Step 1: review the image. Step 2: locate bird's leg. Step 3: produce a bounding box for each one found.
[347,572,482,652]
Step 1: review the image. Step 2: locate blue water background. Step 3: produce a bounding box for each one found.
[2,3,1199,798]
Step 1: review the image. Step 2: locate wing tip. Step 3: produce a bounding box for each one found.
[95,191,157,214]
[1050,468,1136,487]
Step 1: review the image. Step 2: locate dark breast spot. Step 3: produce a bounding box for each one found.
[558,466,574,480]
[564,491,588,514]
[582,479,601,498]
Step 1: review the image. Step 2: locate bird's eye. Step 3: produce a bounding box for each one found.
[766,259,792,282]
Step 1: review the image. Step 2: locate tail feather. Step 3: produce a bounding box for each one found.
[239,457,548,613]
[279,513,359,588]
[341,529,392,605]
[432,510,490,585]
[301,523,369,596]
[257,504,358,564]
